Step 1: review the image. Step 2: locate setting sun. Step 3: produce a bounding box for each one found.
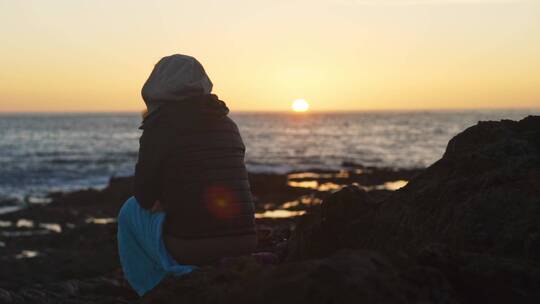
[292,99,309,112]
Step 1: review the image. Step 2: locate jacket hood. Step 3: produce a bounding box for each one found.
[141,54,213,116]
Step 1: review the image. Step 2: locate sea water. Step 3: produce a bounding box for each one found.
[0,110,537,203]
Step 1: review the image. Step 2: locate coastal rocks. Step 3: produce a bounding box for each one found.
[285,116,540,303]
[416,244,540,303]
[289,116,540,261]
[231,250,456,304]
[286,185,377,260]
[2,116,539,303]
[362,116,540,260]
[0,273,135,304]
[0,223,119,291]
[143,250,457,304]
[0,168,407,303]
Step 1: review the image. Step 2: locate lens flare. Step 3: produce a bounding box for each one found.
[205,185,240,219]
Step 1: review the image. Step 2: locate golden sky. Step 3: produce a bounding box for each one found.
[0,0,539,112]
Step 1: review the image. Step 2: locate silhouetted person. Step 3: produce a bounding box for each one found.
[117,54,256,296]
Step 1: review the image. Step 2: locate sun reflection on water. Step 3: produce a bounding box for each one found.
[255,210,306,219]
[15,250,39,259]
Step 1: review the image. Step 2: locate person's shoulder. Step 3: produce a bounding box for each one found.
[218,115,241,131]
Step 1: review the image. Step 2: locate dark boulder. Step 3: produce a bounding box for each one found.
[284,116,540,303]
[361,116,540,260]
[291,116,540,261]
[286,185,377,260]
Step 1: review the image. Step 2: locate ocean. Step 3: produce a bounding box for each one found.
[0,110,537,203]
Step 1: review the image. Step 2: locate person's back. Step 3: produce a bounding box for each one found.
[133,55,256,265]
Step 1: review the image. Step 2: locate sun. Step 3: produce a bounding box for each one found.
[292,99,309,112]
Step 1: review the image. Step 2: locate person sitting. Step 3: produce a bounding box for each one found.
[117,54,257,296]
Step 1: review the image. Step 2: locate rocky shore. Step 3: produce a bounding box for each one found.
[1,116,538,303]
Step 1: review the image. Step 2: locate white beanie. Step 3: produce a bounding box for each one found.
[141,54,213,115]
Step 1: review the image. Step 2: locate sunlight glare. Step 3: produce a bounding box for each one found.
[292,99,309,112]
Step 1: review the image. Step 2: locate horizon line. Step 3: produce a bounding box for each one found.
[0,106,539,115]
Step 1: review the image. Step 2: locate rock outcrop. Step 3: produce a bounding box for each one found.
[286,116,540,303]
[289,116,540,259]
[365,116,540,259]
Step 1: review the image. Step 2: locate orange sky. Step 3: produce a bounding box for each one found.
[0,0,539,112]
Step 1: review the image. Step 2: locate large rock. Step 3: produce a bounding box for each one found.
[283,116,540,303]
[291,116,540,261]
[361,116,540,260]
[286,185,377,260]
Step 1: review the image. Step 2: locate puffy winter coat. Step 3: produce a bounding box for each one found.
[134,94,255,239]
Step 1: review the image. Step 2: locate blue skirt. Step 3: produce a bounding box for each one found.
[117,197,197,296]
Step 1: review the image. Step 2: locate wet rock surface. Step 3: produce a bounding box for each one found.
[1,116,538,303]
